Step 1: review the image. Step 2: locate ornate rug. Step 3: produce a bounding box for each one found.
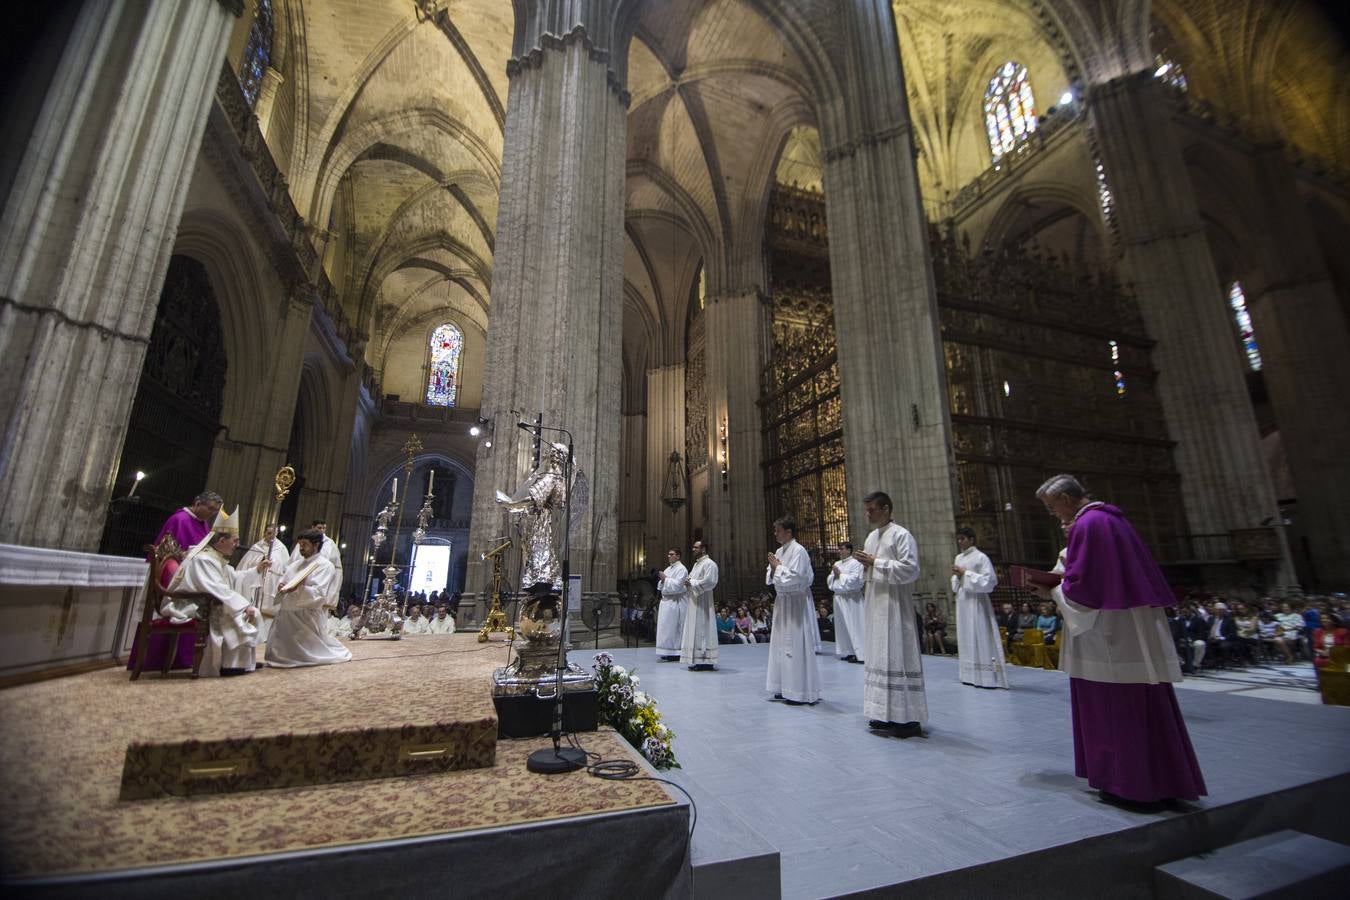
[0,637,673,877]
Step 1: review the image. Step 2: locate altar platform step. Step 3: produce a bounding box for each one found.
[1155,830,1350,900]
[115,634,500,799]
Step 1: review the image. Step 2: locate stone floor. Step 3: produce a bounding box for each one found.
[585,641,1350,899]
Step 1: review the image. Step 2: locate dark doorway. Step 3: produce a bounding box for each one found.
[99,256,226,556]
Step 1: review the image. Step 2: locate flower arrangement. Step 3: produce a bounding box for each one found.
[592,652,679,769]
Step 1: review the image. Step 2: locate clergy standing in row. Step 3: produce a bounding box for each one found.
[164,506,265,676]
[681,540,720,670]
[765,517,820,704]
[952,526,1008,689]
[1033,474,1205,807]
[267,529,352,668]
[855,491,927,736]
[827,542,866,664]
[656,548,688,661]
[238,523,290,644]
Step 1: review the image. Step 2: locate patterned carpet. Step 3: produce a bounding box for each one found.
[0,636,673,877]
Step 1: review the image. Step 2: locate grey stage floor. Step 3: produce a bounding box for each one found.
[577,642,1350,900]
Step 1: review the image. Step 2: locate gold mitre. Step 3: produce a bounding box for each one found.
[211,506,241,535]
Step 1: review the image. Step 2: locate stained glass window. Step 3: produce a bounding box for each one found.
[1109,340,1127,396]
[239,0,275,108]
[1227,282,1262,371]
[984,62,1037,162]
[1153,53,1188,92]
[425,323,464,407]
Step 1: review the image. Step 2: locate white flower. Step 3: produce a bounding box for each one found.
[612,665,627,677]
[633,691,651,706]
[631,675,640,686]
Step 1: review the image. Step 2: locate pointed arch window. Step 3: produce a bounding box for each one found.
[1153,53,1188,92]
[425,323,464,407]
[1227,282,1262,371]
[984,62,1038,162]
[239,0,275,108]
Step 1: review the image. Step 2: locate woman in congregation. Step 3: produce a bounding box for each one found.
[1031,474,1206,808]
[922,602,948,655]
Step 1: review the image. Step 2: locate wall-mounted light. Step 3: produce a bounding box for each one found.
[1059,90,1074,106]
[469,415,492,438]
[127,470,147,499]
[717,418,729,491]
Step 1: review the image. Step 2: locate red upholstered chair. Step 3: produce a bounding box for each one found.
[129,537,217,680]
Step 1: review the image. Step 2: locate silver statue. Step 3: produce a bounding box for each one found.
[495,441,587,590]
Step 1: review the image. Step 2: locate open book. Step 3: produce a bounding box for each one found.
[1008,565,1063,590]
[280,558,323,593]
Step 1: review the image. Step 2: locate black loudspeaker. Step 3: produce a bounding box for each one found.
[493,689,599,739]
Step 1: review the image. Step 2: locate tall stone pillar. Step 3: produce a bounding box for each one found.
[702,288,770,598]
[645,364,687,563]
[464,6,630,600]
[253,66,284,140]
[1244,146,1350,585]
[0,0,238,550]
[1089,73,1296,587]
[818,2,957,594]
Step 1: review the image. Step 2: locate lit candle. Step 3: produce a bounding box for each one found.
[392,478,398,501]
[428,469,435,494]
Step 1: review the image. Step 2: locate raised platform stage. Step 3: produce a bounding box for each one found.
[606,642,1350,899]
[0,635,688,899]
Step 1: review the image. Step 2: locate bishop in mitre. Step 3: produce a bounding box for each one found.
[164,506,266,676]
[855,491,927,735]
[266,529,352,668]
[237,523,290,643]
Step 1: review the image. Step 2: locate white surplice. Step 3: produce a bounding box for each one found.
[656,561,689,656]
[265,555,352,668]
[952,546,1008,688]
[680,556,720,666]
[863,521,927,724]
[765,539,820,702]
[426,613,455,634]
[1048,551,1183,685]
[238,537,290,643]
[165,547,259,676]
[827,556,867,659]
[403,615,429,635]
[290,535,343,592]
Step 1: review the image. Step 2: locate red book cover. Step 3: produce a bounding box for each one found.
[1009,565,1063,589]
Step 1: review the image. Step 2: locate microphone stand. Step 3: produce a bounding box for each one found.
[518,420,586,774]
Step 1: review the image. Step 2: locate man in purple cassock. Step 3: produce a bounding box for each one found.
[1033,474,1206,807]
[126,491,224,671]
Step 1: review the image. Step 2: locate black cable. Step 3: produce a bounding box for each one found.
[570,734,698,839]
[346,643,509,661]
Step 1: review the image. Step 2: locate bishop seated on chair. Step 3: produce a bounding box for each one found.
[163,507,268,677]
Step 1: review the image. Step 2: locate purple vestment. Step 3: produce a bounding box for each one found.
[1061,504,1175,610]
[127,509,212,672]
[1061,503,1206,802]
[153,508,211,556]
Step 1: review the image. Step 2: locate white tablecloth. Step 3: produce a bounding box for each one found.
[0,543,148,588]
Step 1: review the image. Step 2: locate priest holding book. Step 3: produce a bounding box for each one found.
[1032,474,1205,808]
[266,529,352,668]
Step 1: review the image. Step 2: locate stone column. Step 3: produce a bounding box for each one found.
[818,2,957,594]
[702,288,770,598]
[1244,146,1350,585]
[253,66,284,140]
[645,364,687,564]
[1088,72,1296,587]
[464,8,630,600]
[0,0,237,550]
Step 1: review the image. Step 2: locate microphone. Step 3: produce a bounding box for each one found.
[517,420,537,432]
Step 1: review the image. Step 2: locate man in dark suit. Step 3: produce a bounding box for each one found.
[1205,601,1239,668]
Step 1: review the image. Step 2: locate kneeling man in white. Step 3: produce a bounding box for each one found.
[266,529,353,668]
